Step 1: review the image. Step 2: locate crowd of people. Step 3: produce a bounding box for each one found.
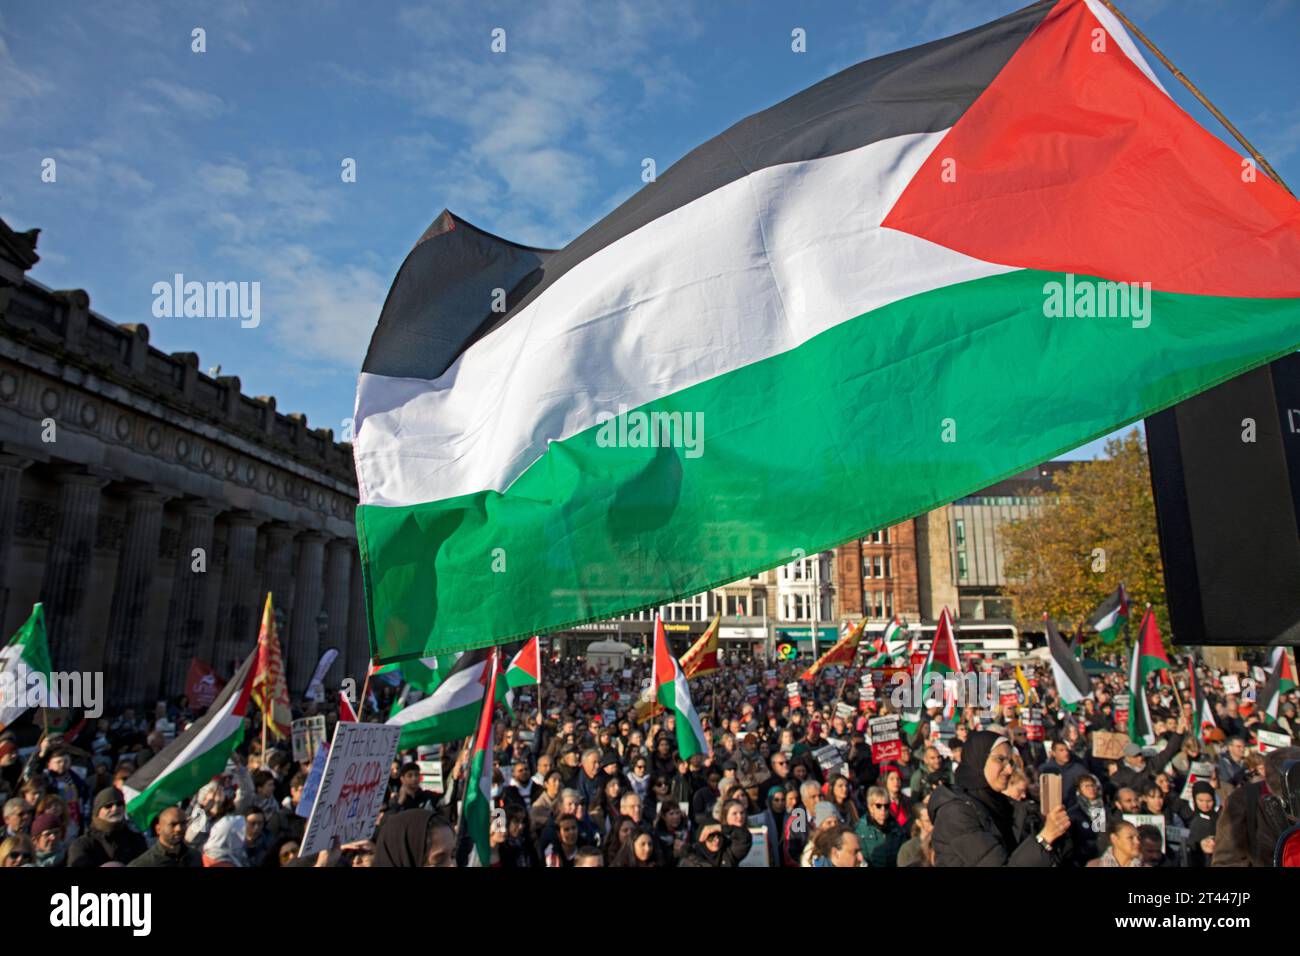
[1,644,1296,869]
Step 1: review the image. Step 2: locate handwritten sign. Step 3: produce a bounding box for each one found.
[1221,674,1240,695]
[1092,730,1131,762]
[300,721,401,857]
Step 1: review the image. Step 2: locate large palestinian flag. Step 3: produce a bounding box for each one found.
[354,0,1300,663]
[123,648,257,828]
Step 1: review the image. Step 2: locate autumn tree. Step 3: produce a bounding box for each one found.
[1002,429,1169,652]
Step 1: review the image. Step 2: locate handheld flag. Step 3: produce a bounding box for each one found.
[902,608,960,735]
[504,636,541,691]
[1127,608,1171,744]
[250,594,292,739]
[1187,658,1217,741]
[338,690,358,723]
[464,647,501,867]
[1046,614,1090,710]
[0,604,52,730]
[634,615,721,721]
[1261,646,1298,724]
[354,0,1300,664]
[385,649,511,749]
[124,648,258,828]
[1087,585,1130,646]
[653,616,707,759]
[800,619,866,681]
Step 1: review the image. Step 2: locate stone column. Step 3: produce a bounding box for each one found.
[160,500,218,697]
[347,558,369,686]
[105,488,171,708]
[39,470,110,668]
[0,455,32,628]
[287,531,327,694]
[260,523,297,622]
[322,539,353,689]
[213,512,262,675]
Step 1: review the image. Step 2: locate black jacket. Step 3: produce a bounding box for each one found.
[128,839,202,868]
[67,822,147,868]
[930,787,1054,867]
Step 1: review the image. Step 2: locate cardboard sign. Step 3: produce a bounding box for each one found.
[1221,674,1240,695]
[869,715,901,764]
[292,715,328,764]
[1123,813,1166,852]
[300,721,402,856]
[1257,729,1293,753]
[1092,730,1131,762]
[739,826,770,867]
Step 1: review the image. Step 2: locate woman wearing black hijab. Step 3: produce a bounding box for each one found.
[373,809,456,867]
[930,731,1070,866]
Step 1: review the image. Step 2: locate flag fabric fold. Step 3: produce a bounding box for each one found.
[1086,585,1130,646]
[464,647,501,867]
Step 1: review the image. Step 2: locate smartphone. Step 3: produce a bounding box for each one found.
[1040,773,1062,817]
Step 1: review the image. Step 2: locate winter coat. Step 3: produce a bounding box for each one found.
[66,820,146,868]
[929,786,1054,867]
[128,839,202,867]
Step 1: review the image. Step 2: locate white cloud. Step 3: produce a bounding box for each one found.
[140,78,229,118]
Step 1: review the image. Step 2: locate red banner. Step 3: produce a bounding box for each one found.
[185,659,225,709]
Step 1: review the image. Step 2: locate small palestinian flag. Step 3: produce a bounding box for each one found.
[124,648,257,828]
[1127,608,1171,744]
[635,615,721,721]
[866,617,908,666]
[801,619,866,681]
[0,603,52,730]
[1087,585,1130,646]
[1187,658,1217,741]
[1261,646,1298,724]
[385,648,508,749]
[1045,614,1090,710]
[902,608,960,734]
[354,0,1300,664]
[653,616,707,759]
[505,636,541,691]
[250,594,292,739]
[338,690,358,723]
[464,647,501,867]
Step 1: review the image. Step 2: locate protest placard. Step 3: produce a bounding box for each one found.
[786,681,802,710]
[998,679,1019,708]
[739,827,770,867]
[813,744,843,776]
[1023,708,1044,741]
[764,669,778,689]
[869,715,901,764]
[1092,730,1131,762]
[1123,813,1166,851]
[417,744,444,794]
[300,722,402,857]
[1221,674,1240,695]
[1113,693,1130,729]
[834,702,855,722]
[1179,760,1215,802]
[291,715,328,763]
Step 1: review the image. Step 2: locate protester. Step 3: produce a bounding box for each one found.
[66,787,145,867]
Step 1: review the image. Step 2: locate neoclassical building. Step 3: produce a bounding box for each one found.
[0,218,367,710]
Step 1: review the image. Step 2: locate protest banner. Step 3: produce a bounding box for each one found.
[1092,730,1131,762]
[300,721,402,857]
[869,715,901,764]
[1257,729,1292,753]
[291,715,328,763]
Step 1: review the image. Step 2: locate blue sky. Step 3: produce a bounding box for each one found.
[2,0,1297,459]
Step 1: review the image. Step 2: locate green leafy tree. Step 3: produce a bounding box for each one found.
[1002,429,1169,652]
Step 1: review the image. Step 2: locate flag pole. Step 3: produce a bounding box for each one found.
[1099,0,1294,197]
[358,665,374,722]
